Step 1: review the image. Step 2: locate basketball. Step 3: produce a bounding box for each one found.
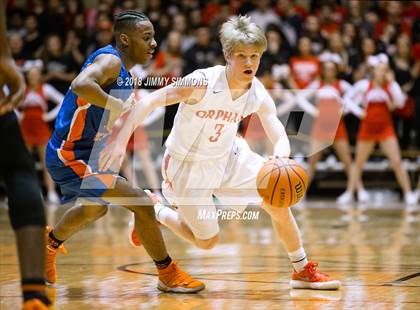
[256,158,308,208]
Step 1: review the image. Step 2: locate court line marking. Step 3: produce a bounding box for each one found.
[116,263,420,288]
[383,272,420,286]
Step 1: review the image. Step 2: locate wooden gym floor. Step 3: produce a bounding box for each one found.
[0,200,419,309]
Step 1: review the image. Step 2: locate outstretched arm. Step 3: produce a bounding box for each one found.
[257,95,291,157]
[99,74,207,171]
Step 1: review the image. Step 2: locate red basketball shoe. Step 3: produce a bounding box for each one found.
[290,262,340,290]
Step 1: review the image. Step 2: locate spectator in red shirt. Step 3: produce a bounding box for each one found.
[289,36,320,89]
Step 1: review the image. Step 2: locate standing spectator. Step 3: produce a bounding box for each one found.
[391,34,417,149]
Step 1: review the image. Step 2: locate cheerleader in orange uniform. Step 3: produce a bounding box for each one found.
[339,54,417,205]
[19,61,63,203]
[301,53,368,203]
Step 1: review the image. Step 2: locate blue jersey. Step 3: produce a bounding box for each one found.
[47,45,132,165]
[45,45,133,204]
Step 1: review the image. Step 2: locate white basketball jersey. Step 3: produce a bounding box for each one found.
[165,65,270,161]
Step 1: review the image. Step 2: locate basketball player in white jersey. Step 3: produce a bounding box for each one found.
[100,16,340,290]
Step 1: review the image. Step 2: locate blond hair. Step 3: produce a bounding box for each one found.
[219,15,267,55]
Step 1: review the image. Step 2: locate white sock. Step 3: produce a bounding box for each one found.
[288,247,308,273]
[154,203,177,225]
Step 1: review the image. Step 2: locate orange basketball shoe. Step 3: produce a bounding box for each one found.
[128,190,161,247]
[157,261,205,293]
[45,226,67,284]
[290,262,341,290]
[22,299,49,310]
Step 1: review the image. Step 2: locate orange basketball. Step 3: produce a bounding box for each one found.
[256,158,308,208]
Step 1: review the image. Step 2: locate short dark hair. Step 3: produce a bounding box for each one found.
[114,10,149,33]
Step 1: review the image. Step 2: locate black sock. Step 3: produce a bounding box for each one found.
[22,278,51,305]
[154,256,172,269]
[48,230,64,249]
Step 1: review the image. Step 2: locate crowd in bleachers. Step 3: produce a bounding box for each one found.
[4,0,420,200]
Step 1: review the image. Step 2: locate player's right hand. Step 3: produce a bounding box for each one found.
[99,139,126,172]
[0,57,25,116]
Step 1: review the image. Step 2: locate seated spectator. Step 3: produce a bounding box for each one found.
[183,26,221,75]
[22,14,43,60]
[8,31,26,67]
[86,19,114,55]
[71,12,91,56]
[289,36,320,89]
[261,24,291,69]
[249,0,281,30]
[63,29,84,67]
[172,13,195,52]
[328,32,351,79]
[38,0,67,39]
[301,15,325,55]
[38,33,78,93]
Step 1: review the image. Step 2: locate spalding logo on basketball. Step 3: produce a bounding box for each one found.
[256,157,308,208]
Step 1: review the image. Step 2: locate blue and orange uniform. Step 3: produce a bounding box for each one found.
[46,45,132,204]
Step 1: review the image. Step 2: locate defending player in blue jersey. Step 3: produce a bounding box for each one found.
[44,10,204,293]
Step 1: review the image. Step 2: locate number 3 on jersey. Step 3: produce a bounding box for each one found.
[209,124,224,142]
